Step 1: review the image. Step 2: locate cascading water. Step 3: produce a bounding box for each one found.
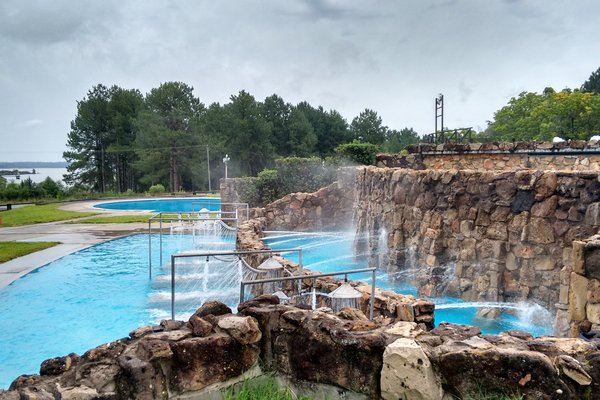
[149,212,243,320]
[378,228,389,270]
[265,231,554,336]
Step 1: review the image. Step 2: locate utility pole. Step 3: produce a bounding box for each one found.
[435,94,444,142]
[206,145,211,193]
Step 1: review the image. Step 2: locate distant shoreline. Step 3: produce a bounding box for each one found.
[0,162,68,168]
[0,169,36,176]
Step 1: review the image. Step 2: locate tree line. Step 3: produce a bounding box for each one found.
[483,66,600,142]
[63,66,600,194]
[64,82,419,193]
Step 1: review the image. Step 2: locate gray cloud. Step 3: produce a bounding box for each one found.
[16,119,43,129]
[0,0,599,161]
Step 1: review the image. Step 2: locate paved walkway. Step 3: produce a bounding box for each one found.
[0,201,151,289]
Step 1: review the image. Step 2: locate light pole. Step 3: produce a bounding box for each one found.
[206,145,211,193]
[223,154,230,179]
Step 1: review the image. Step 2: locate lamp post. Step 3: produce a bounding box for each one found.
[223,154,230,179]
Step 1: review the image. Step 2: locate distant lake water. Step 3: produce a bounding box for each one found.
[1,168,68,185]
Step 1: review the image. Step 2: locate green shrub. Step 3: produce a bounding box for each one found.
[230,157,339,207]
[275,157,336,194]
[257,169,280,204]
[335,140,380,165]
[148,184,166,195]
[233,177,261,206]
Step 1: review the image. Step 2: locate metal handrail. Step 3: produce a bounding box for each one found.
[148,212,240,278]
[191,201,250,221]
[169,248,304,319]
[239,267,377,320]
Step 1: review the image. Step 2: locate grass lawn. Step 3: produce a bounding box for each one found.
[68,215,152,224]
[223,377,311,400]
[0,241,60,263]
[0,203,97,227]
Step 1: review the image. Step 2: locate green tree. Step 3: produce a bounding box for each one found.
[487,89,600,141]
[106,88,144,192]
[64,84,143,192]
[63,84,112,191]
[384,127,420,152]
[350,109,388,145]
[287,108,317,156]
[134,82,204,192]
[582,66,600,94]
[486,91,546,141]
[262,94,291,157]
[221,91,273,176]
[296,102,351,157]
[39,177,62,198]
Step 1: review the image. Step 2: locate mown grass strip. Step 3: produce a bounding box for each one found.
[0,241,60,263]
[68,215,152,224]
[0,203,97,227]
[223,376,311,400]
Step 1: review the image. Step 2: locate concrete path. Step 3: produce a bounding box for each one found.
[0,201,151,289]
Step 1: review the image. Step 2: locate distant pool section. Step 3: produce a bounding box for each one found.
[95,197,221,213]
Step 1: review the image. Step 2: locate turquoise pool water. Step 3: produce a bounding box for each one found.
[0,233,234,389]
[264,232,555,338]
[95,198,220,212]
[0,230,554,388]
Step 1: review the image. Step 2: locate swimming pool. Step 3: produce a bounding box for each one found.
[0,230,554,388]
[264,232,555,337]
[0,233,235,389]
[95,197,221,213]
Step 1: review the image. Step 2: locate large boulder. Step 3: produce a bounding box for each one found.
[381,338,443,400]
[168,334,259,393]
[217,315,262,345]
[438,347,570,398]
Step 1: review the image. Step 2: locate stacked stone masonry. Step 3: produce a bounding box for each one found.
[377,139,600,172]
[568,235,600,339]
[222,142,600,338]
[353,166,600,336]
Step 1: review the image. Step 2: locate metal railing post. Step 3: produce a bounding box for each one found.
[159,215,163,267]
[148,220,152,279]
[239,282,245,304]
[370,269,376,320]
[171,255,176,320]
[298,248,303,294]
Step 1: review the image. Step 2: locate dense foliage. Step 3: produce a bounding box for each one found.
[582,66,600,94]
[61,66,600,193]
[486,88,600,141]
[485,68,600,141]
[335,141,380,165]
[63,83,418,193]
[232,157,338,206]
[0,177,66,201]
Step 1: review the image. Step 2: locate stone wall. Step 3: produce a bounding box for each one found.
[353,166,600,334]
[3,299,599,399]
[377,140,600,172]
[566,235,600,338]
[223,167,357,231]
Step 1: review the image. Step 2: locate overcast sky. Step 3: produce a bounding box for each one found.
[1,0,599,162]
